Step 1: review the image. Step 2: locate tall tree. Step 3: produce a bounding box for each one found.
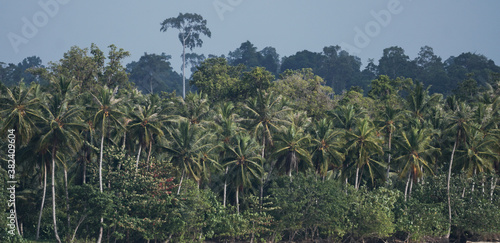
[160,13,211,98]
[127,94,165,172]
[310,118,344,178]
[445,102,472,239]
[222,135,263,213]
[126,53,182,94]
[38,76,86,243]
[394,127,437,200]
[345,118,384,189]
[90,86,124,243]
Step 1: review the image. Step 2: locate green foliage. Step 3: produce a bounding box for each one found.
[346,186,398,240]
[2,43,500,242]
[270,68,333,119]
[270,173,349,241]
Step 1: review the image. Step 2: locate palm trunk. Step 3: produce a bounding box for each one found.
[446,137,458,239]
[135,144,142,174]
[236,187,240,214]
[52,146,62,243]
[71,214,87,243]
[147,140,152,169]
[177,169,185,195]
[491,177,497,202]
[36,162,47,240]
[64,167,71,240]
[99,132,104,192]
[472,168,476,193]
[355,167,360,190]
[386,131,392,180]
[223,167,228,207]
[404,171,410,202]
[97,130,105,243]
[409,174,414,200]
[260,135,265,207]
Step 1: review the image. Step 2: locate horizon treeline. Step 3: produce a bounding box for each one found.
[2,41,500,97]
[0,43,499,242]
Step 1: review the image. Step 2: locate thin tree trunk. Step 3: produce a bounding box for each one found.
[355,167,360,190]
[182,40,186,98]
[177,169,185,195]
[472,167,477,193]
[64,167,71,241]
[99,132,104,192]
[97,218,103,243]
[236,188,239,214]
[36,162,47,240]
[97,131,105,243]
[446,137,458,239]
[71,214,87,243]
[386,131,392,180]
[260,135,265,207]
[147,140,152,169]
[82,158,87,184]
[135,144,142,174]
[491,177,497,202]
[52,147,62,243]
[409,174,413,200]
[404,172,411,202]
[223,167,228,207]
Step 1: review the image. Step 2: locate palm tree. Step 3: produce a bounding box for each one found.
[177,92,211,126]
[394,127,438,200]
[38,82,86,243]
[405,82,441,124]
[273,122,312,179]
[127,94,165,172]
[310,118,344,179]
[89,86,124,243]
[242,90,291,159]
[445,102,472,239]
[455,125,497,188]
[163,120,214,194]
[242,90,291,204]
[0,81,44,237]
[212,102,244,206]
[345,118,384,189]
[0,81,44,146]
[375,102,403,180]
[222,135,263,214]
[329,104,365,131]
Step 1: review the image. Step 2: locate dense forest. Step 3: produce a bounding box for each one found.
[1,39,500,243]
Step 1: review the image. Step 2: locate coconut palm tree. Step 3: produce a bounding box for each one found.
[375,102,403,180]
[455,125,497,182]
[242,90,291,204]
[0,81,44,146]
[273,122,312,179]
[394,127,438,200]
[310,118,344,179]
[38,81,86,243]
[405,82,441,124]
[0,81,44,238]
[212,102,244,206]
[329,104,365,131]
[222,135,263,214]
[163,120,214,194]
[345,118,384,189]
[89,85,124,243]
[445,102,472,239]
[127,94,165,172]
[242,90,291,159]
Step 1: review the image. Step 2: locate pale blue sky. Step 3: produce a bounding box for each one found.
[1,0,499,73]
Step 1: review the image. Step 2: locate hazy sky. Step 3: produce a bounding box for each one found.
[2,0,500,74]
